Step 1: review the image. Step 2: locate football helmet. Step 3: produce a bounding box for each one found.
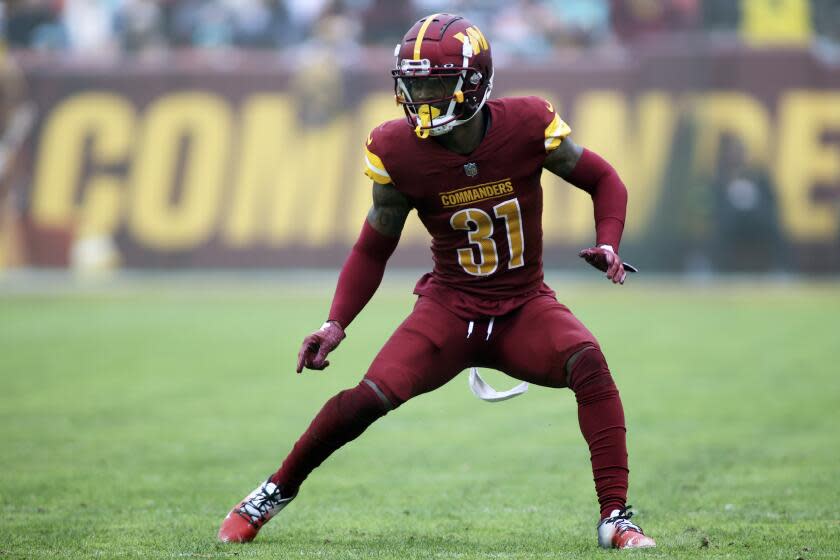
[392,13,493,138]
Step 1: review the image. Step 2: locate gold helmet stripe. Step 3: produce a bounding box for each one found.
[413,13,442,60]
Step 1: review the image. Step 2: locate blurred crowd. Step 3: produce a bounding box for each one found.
[2,0,839,274]
[2,0,840,58]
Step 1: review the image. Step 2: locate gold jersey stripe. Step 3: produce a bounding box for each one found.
[544,113,572,152]
[365,167,391,185]
[364,147,391,184]
[414,13,441,60]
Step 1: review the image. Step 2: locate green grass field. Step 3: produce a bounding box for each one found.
[1,275,839,559]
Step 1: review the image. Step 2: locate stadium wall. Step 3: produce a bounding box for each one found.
[6,44,840,272]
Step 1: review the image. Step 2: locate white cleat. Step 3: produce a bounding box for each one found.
[218,478,296,543]
[597,506,656,549]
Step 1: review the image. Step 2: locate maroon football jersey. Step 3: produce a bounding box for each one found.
[364,96,571,319]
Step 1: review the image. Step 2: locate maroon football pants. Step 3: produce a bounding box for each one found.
[273,295,628,518]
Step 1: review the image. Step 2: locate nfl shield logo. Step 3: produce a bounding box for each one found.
[464,162,479,177]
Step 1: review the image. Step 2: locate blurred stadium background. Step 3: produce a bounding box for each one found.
[1,0,839,274]
[2,2,840,559]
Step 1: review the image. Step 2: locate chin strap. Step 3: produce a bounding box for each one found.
[422,70,493,138]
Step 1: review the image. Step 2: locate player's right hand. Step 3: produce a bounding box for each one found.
[296,321,346,373]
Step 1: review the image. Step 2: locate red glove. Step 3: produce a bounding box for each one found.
[296,321,346,373]
[579,245,633,285]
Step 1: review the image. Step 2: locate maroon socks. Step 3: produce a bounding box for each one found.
[273,348,628,520]
[566,347,629,518]
[270,380,391,493]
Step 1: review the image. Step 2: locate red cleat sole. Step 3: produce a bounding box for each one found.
[218,506,259,543]
[613,533,656,549]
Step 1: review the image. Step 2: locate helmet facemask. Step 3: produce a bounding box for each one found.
[392,40,493,139]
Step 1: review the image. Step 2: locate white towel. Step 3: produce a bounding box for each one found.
[468,368,529,402]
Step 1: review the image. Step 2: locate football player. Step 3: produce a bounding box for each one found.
[219,13,655,550]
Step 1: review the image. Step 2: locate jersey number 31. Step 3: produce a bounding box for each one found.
[449,198,524,276]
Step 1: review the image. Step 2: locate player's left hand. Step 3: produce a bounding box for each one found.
[296,321,346,373]
[579,245,634,285]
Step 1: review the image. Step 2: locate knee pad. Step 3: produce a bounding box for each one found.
[312,381,392,447]
[336,380,393,420]
[565,346,614,394]
[361,378,399,411]
[362,377,405,410]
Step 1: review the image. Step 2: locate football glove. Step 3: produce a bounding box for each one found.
[578,245,637,285]
[296,321,346,373]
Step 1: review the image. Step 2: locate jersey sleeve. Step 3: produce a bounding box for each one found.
[363,129,393,185]
[540,98,572,153]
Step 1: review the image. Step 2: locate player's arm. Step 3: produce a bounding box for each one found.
[326,182,410,327]
[296,182,410,373]
[365,181,412,237]
[543,136,631,284]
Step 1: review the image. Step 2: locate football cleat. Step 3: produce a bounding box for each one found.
[597,506,656,549]
[218,478,296,543]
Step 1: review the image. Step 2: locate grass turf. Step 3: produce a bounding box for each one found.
[1,276,839,559]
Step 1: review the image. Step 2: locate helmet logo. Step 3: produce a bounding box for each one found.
[463,162,479,177]
[453,26,489,56]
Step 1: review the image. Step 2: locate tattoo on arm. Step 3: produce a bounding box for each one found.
[367,182,411,237]
[543,136,584,180]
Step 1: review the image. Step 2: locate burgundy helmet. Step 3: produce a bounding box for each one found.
[392,13,494,138]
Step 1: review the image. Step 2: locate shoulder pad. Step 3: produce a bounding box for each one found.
[363,126,392,185]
